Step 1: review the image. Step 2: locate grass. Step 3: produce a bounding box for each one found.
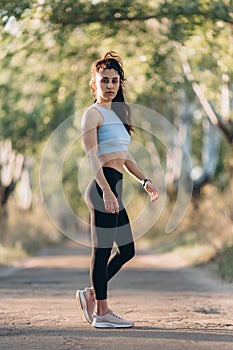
[0,244,28,265]
[1,182,232,281]
[142,183,233,278]
[217,246,233,281]
[0,198,62,265]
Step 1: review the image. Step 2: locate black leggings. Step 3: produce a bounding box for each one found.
[85,167,135,300]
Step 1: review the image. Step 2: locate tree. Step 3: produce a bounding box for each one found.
[0,0,233,220]
[1,0,232,148]
[0,139,31,243]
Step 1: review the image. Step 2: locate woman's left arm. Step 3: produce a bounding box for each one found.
[124,153,159,202]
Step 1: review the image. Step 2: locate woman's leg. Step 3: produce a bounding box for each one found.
[106,207,135,281]
[87,168,133,316]
[91,246,111,316]
[90,207,117,315]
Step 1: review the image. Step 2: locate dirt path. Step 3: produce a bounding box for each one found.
[1,240,233,350]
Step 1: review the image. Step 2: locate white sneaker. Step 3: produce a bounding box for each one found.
[92,309,134,328]
[76,288,95,324]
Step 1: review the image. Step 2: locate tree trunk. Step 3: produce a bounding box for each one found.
[193,118,222,193]
[179,46,233,146]
[0,139,25,244]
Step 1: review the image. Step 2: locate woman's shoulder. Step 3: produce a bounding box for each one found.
[81,104,103,128]
[84,104,102,115]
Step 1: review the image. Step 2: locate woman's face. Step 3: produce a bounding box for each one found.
[95,68,120,103]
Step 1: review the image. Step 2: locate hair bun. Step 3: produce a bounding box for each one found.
[101,51,123,68]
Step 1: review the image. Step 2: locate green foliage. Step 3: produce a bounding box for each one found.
[1,0,233,153]
[0,1,232,223]
[0,1,232,277]
[218,246,233,281]
[0,2,232,186]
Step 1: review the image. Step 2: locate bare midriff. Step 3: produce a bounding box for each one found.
[98,151,128,174]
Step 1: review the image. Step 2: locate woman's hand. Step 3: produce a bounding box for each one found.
[144,181,160,202]
[103,188,119,214]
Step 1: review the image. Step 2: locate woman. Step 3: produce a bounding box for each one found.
[76,51,159,328]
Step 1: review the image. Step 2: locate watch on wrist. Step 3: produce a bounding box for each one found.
[141,178,151,188]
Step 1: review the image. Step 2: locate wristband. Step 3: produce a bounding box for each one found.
[141,178,151,188]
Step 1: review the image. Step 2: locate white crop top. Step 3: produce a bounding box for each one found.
[92,104,130,157]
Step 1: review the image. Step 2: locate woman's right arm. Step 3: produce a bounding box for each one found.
[81,108,119,214]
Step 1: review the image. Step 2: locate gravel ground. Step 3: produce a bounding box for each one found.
[1,240,233,350]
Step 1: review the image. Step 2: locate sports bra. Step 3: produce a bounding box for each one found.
[92,104,130,157]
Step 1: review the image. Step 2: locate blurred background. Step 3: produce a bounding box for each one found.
[0,0,232,279]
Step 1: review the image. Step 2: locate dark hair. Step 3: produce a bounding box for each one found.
[89,51,133,135]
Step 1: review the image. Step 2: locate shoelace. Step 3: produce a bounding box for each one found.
[108,309,123,319]
[93,309,125,320]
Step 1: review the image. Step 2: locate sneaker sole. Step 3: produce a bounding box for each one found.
[76,290,92,324]
[92,322,134,328]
